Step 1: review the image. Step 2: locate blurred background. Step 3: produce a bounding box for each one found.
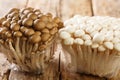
[0,0,120,20]
[0,0,120,79]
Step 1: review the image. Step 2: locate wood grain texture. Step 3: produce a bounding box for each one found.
[0,0,120,80]
[92,0,120,17]
[61,72,106,80]
[27,0,93,20]
[61,0,92,20]
[26,0,60,17]
[0,0,26,17]
[8,61,60,80]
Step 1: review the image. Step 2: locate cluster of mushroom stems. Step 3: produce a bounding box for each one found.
[0,7,63,73]
[59,15,120,78]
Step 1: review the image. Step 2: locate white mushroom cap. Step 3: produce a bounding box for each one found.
[74,29,85,37]
[114,43,120,51]
[93,33,105,43]
[104,42,113,50]
[59,31,71,39]
[98,45,106,52]
[92,43,99,48]
[74,38,84,45]
[84,40,92,46]
[65,25,76,33]
[64,38,74,45]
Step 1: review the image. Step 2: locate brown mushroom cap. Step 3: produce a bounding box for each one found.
[5,31,12,37]
[8,12,19,19]
[34,31,41,35]
[0,17,6,25]
[42,28,49,33]
[25,28,35,36]
[22,18,33,27]
[7,18,12,22]
[10,20,17,24]
[0,27,8,34]
[27,13,37,20]
[13,31,22,37]
[34,9,41,13]
[39,15,48,22]
[22,10,32,15]
[10,23,20,31]
[34,19,45,30]
[30,34,41,43]
[41,33,50,42]
[18,20,22,25]
[21,7,33,14]
[50,27,58,35]
[46,22,53,29]
[12,16,19,21]
[58,22,64,28]
[46,13,52,17]
[8,8,19,13]
[2,20,10,27]
[53,17,61,23]
[20,26,27,32]
[21,15,27,20]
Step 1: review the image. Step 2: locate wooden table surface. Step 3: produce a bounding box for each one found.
[0,0,120,80]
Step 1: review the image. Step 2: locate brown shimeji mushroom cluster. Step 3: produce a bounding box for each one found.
[0,7,63,73]
[59,15,120,78]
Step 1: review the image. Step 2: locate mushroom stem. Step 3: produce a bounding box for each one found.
[21,39,26,64]
[76,45,84,72]
[91,48,97,74]
[87,46,92,73]
[8,41,22,66]
[25,40,32,53]
[26,40,29,53]
[28,43,33,54]
[32,43,39,52]
[31,52,37,71]
[15,37,22,62]
[62,44,77,72]
[35,52,42,71]
[45,46,51,61]
[38,51,45,73]
[0,43,13,63]
[77,45,83,61]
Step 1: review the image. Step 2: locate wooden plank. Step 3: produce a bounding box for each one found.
[26,0,60,17]
[92,0,120,17]
[61,72,106,80]
[8,61,60,80]
[0,0,111,80]
[0,0,26,17]
[61,0,93,20]
[27,0,93,20]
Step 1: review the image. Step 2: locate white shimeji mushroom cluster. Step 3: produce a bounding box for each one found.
[59,15,120,78]
[59,15,120,52]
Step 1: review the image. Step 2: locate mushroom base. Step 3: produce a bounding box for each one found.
[8,61,59,80]
[62,44,120,78]
[0,37,57,74]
